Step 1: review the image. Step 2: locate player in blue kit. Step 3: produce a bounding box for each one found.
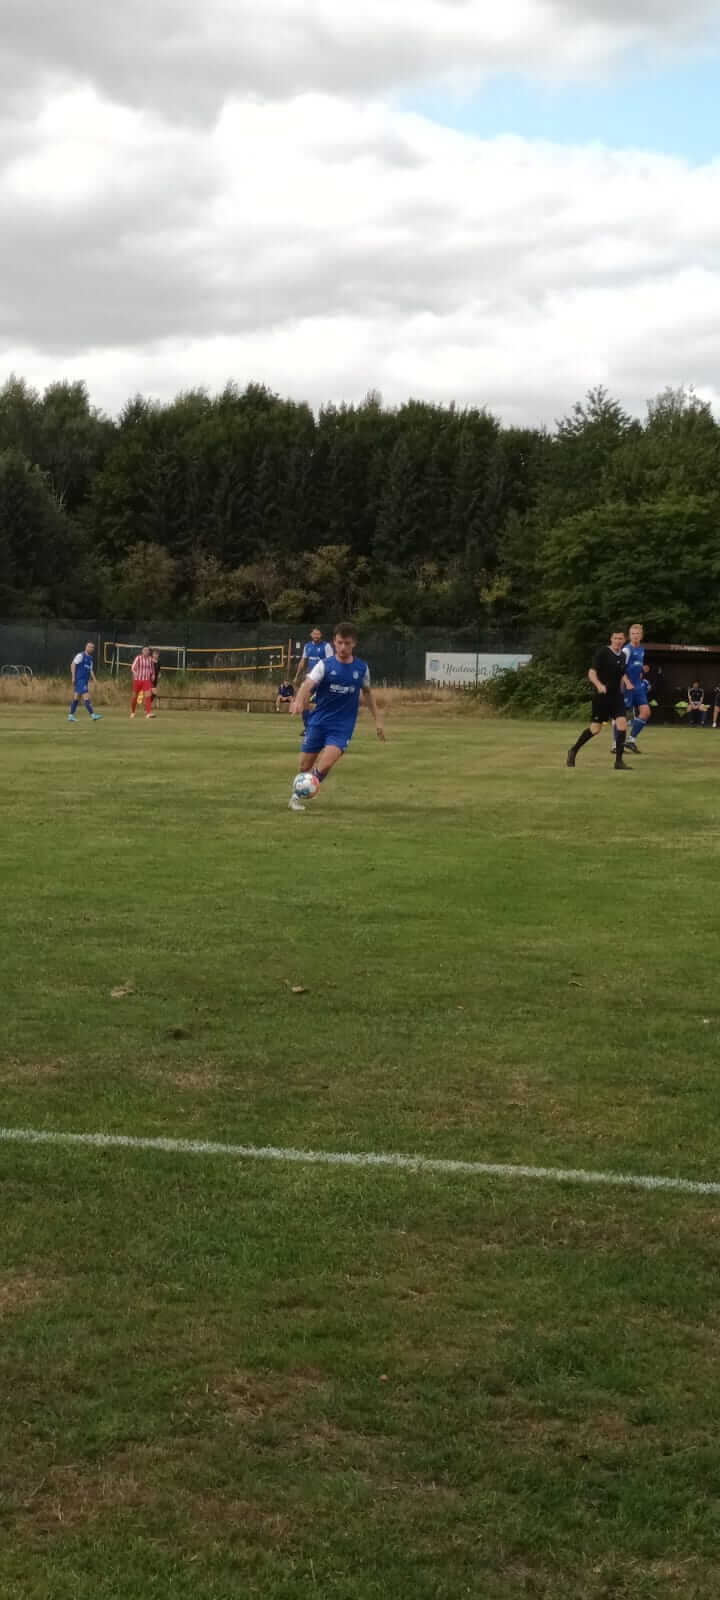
[611,623,650,754]
[294,626,333,683]
[68,641,101,723]
[293,626,333,731]
[288,623,385,810]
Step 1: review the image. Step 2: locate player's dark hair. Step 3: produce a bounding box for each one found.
[610,626,625,636]
[333,622,357,641]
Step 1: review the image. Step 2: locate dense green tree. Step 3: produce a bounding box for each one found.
[541,495,720,663]
[0,447,70,614]
[538,386,639,526]
[1,372,719,663]
[113,542,179,622]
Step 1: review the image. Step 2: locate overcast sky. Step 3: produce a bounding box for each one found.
[2,0,719,425]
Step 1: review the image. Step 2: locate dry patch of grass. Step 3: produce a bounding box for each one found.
[216,1366,331,1422]
[0,1058,65,1084]
[15,1456,153,1532]
[498,1555,720,1600]
[0,1271,59,1317]
[165,1067,227,1092]
[12,1444,292,1545]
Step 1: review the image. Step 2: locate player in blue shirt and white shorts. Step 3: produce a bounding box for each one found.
[288,623,385,809]
[611,623,650,754]
[68,642,102,723]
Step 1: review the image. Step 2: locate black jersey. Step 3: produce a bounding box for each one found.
[688,685,704,704]
[593,646,626,694]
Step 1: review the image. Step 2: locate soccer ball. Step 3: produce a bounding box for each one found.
[293,771,319,800]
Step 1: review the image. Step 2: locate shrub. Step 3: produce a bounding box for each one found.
[472,658,588,719]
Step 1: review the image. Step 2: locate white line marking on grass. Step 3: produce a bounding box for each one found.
[1,1124,720,1197]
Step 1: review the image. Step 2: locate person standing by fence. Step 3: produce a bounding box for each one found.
[68,642,102,723]
[130,646,155,719]
[150,650,161,712]
[293,628,333,686]
[293,627,333,733]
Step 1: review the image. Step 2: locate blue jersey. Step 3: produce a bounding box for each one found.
[302,639,333,671]
[72,651,93,687]
[622,643,645,688]
[306,655,370,739]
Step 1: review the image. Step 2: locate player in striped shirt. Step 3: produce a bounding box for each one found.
[130,646,155,719]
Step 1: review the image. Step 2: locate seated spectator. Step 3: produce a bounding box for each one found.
[275,679,294,712]
[687,681,708,726]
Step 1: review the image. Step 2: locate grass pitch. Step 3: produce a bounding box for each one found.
[2,706,720,1598]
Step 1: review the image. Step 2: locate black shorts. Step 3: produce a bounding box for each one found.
[591,691,625,725]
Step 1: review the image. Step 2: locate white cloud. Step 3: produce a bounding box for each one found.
[1,0,717,120]
[2,89,720,425]
[1,5,720,426]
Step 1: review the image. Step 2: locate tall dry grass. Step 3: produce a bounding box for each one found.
[0,674,470,712]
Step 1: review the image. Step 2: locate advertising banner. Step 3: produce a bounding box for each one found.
[425,652,532,686]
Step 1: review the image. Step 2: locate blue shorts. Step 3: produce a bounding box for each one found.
[74,680,90,695]
[624,683,649,712]
[301,720,353,755]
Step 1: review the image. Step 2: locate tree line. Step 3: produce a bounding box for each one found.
[1,373,719,667]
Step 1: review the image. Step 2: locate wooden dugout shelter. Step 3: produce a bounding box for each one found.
[644,642,720,716]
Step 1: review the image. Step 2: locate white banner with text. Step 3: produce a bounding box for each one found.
[425,651,532,686]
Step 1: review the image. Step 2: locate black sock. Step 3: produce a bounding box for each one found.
[570,727,594,757]
[614,730,626,764]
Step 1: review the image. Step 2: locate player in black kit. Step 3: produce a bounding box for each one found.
[567,630,633,770]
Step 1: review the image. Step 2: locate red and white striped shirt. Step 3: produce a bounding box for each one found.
[131,654,154,683]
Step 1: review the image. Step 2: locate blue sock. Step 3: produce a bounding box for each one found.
[631,717,644,739]
[70,697,79,715]
[85,699,94,715]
